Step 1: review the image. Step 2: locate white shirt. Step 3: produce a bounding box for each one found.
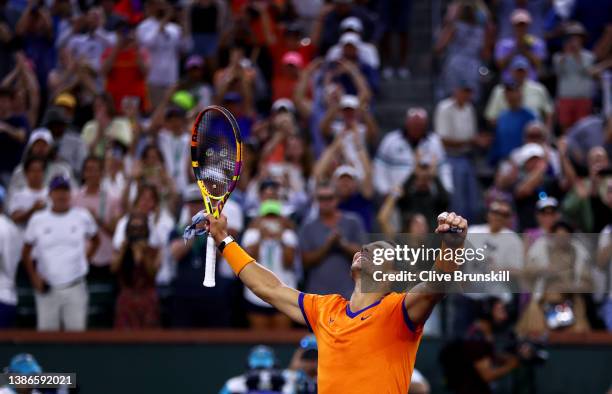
[7,186,48,229]
[0,215,22,305]
[136,18,182,86]
[597,226,612,298]
[434,97,477,144]
[373,130,452,195]
[24,208,98,287]
[67,29,117,71]
[242,226,298,307]
[485,80,553,122]
[158,129,191,192]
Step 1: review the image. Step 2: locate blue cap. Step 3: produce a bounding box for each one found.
[247,345,275,369]
[223,92,243,103]
[510,56,530,70]
[0,185,5,205]
[49,175,70,191]
[8,353,42,374]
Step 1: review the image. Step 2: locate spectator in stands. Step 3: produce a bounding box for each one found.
[101,21,150,114]
[185,0,227,60]
[373,107,450,196]
[7,128,77,198]
[524,197,560,249]
[272,51,303,101]
[74,156,123,281]
[178,55,213,112]
[333,32,379,93]
[554,23,596,132]
[495,0,550,39]
[512,143,562,230]
[169,185,241,328]
[333,164,374,231]
[111,211,160,329]
[81,93,133,158]
[488,81,536,165]
[434,81,481,221]
[326,17,379,70]
[0,185,21,328]
[7,156,47,231]
[435,1,489,101]
[43,106,87,176]
[378,0,411,79]
[65,7,116,73]
[569,0,612,49]
[320,93,378,162]
[565,115,612,170]
[485,56,553,126]
[243,200,298,329]
[494,9,546,81]
[155,106,190,194]
[2,51,40,128]
[22,175,100,331]
[0,87,28,185]
[299,182,366,298]
[315,0,375,55]
[136,0,183,107]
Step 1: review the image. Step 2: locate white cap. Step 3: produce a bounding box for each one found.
[271,98,295,113]
[516,143,545,166]
[27,128,54,147]
[340,94,359,109]
[340,17,363,33]
[339,32,361,46]
[333,165,361,181]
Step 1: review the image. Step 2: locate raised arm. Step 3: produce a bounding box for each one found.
[207,214,305,324]
[404,212,468,327]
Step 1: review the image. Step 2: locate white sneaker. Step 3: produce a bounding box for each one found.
[382,67,394,80]
[397,67,410,79]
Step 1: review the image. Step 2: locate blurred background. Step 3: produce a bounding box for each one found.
[0,0,611,393]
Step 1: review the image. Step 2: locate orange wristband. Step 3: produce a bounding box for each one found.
[222,242,255,275]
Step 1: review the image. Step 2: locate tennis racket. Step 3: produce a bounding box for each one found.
[191,105,243,287]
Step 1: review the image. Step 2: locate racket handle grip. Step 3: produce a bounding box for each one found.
[203,233,216,287]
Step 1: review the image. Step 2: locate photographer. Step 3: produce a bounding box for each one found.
[441,297,525,394]
[111,212,160,329]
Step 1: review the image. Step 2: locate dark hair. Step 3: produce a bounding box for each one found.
[134,183,160,209]
[23,155,47,172]
[140,144,165,164]
[82,155,104,171]
[552,220,574,233]
[95,93,116,117]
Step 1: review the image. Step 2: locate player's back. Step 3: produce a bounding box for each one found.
[299,292,423,394]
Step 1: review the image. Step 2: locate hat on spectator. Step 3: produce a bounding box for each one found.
[285,22,303,35]
[339,32,361,47]
[282,51,304,68]
[185,55,204,69]
[49,175,71,191]
[536,197,559,211]
[333,164,361,181]
[565,22,587,37]
[510,56,530,71]
[7,353,42,374]
[299,334,318,360]
[247,345,276,369]
[43,107,69,126]
[510,9,532,25]
[27,127,54,147]
[54,92,76,109]
[516,142,545,166]
[340,94,359,109]
[340,17,363,33]
[271,98,295,113]
[0,185,5,206]
[183,184,202,203]
[259,178,280,192]
[259,199,282,216]
[455,78,474,91]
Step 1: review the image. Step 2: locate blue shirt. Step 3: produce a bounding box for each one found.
[490,108,536,164]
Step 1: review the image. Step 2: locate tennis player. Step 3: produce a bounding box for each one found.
[206,211,467,394]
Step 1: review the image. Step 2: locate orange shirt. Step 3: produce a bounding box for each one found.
[299,292,423,394]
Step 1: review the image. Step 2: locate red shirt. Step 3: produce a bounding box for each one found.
[102,47,149,112]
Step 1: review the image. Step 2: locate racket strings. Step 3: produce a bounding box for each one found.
[197,110,237,197]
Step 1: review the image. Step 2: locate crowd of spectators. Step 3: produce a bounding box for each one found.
[0,0,610,337]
